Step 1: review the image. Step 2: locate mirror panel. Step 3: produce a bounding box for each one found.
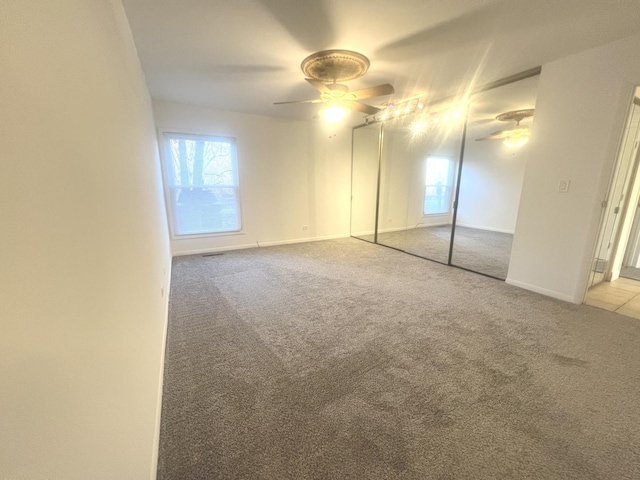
[374,124,410,253]
[376,106,464,264]
[452,75,539,279]
[351,123,382,242]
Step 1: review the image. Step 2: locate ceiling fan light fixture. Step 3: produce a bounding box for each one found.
[319,102,349,122]
[504,129,530,147]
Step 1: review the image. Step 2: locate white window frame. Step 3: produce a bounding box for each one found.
[423,155,455,216]
[158,131,243,238]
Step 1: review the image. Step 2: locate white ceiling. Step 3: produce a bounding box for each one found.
[122,0,640,122]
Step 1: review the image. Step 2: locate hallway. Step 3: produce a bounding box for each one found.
[585,276,640,319]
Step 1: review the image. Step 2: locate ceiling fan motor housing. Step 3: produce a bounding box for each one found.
[301,49,370,83]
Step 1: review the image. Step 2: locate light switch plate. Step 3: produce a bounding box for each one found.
[558,180,571,193]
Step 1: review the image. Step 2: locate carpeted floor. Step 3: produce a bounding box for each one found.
[357,225,513,279]
[157,238,640,480]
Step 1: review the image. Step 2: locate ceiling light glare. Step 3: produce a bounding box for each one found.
[417,102,424,110]
[504,130,530,148]
[320,104,348,122]
[453,109,461,119]
[443,114,450,122]
[504,137,529,148]
[412,121,424,135]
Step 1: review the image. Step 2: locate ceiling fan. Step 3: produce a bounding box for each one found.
[475,108,534,147]
[274,49,395,121]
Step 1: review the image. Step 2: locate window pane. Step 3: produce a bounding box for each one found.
[424,156,452,215]
[163,134,241,235]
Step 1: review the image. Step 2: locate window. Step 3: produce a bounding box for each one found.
[161,132,241,236]
[423,156,454,215]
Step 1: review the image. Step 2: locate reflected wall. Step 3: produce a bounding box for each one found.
[351,123,381,242]
[452,75,539,278]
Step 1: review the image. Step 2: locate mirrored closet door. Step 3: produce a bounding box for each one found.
[376,105,465,265]
[351,122,382,242]
[350,69,540,280]
[451,74,539,279]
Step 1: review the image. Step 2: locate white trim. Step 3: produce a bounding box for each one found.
[377,226,411,234]
[505,278,579,303]
[350,229,376,237]
[258,233,349,247]
[150,256,172,480]
[172,233,350,257]
[455,222,515,234]
[377,224,451,233]
[157,129,243,238]
[413,221,451,228]
[170,229,246,241]
[173,242,258,256]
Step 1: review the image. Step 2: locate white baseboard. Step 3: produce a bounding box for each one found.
[257,233,349,248]
[350,230,375,237]
[172,242,259,256]
[377,225,411,234]
[455,222,515,234]
[412,221,451,228]
[151,255,172,480]
[172,233,350,257]
[505,277,579,304]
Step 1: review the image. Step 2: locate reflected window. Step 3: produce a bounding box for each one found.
[161,132,241,236]
[423,156,454,215]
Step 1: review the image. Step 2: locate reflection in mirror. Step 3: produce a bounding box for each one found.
[376,104,465,264]
[452,75,539,279]
[351,123,382,242]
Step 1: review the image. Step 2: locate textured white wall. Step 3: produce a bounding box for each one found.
[152,100,353,255]
[0,1,171,479]
[456,139,528,233]
[508,33,640,303]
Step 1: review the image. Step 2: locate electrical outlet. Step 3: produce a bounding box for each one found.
[558,180,571,193]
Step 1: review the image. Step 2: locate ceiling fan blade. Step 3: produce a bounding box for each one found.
[468,118,495,126]
[351,102,380,115]
[274,98,326,105]
[475,129,511,141]
[305,78,331,93]
[351,83,395,100]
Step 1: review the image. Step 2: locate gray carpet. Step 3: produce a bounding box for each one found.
[158,238,640,480]
[359,225,513,278]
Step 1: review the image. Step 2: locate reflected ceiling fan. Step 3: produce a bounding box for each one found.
[475,108,534,147]
[274,49,394,121]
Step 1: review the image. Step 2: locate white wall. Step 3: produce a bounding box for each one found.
[379,129,411,232]
[508,33,640,303]
[152,100,353,255]
[0,2,171,479]
[456,139,528,233]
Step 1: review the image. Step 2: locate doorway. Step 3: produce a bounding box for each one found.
[585,87,640,317]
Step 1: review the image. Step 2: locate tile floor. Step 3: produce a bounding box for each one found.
[584,276,640,319]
